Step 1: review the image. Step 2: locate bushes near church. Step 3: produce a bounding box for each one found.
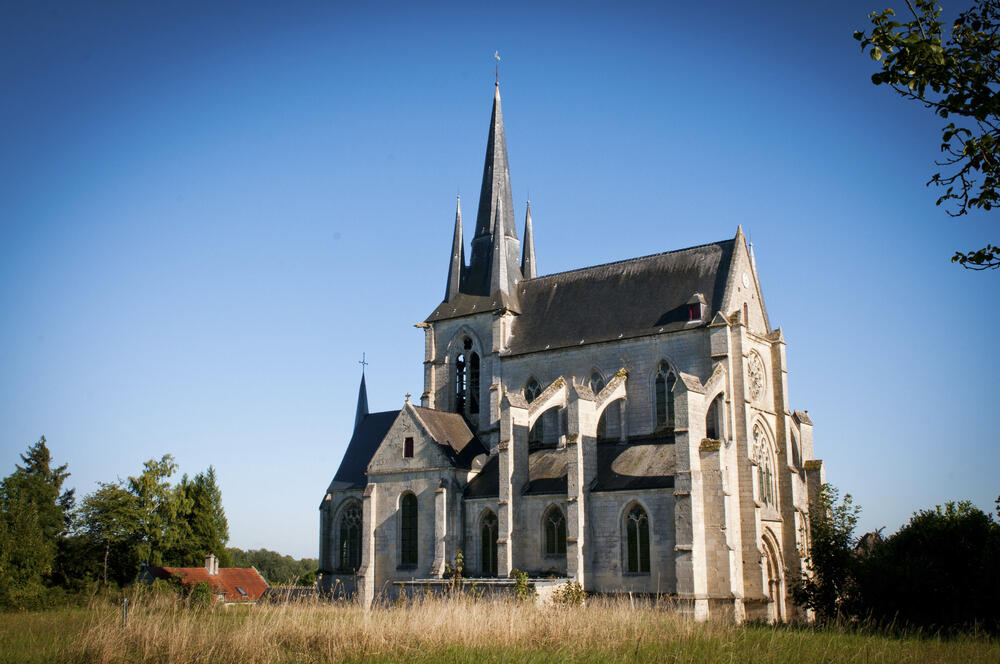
[795,484,1000,633]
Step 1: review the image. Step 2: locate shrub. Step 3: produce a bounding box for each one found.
[551,580,586,606]
[511,569,535,602]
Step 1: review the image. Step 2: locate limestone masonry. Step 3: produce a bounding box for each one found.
[318,84,824,622]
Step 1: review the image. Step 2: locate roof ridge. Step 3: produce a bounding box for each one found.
[522,239,733,283]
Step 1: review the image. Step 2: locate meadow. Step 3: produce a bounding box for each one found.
[1,591,997,664]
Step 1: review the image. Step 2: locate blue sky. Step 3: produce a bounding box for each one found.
[1,1,996,559]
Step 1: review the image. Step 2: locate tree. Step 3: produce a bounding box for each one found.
[0,437,75,606]
[79,481,141,586]
[127,455,181,567]
[0,437,74,547]
[857,501,1000,631]
[856,0,1000,270]
[168,467,231,567]
[0,492,49,607]
[792,484,862,621]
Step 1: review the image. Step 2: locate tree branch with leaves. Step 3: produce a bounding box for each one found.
[856,0,1000,270]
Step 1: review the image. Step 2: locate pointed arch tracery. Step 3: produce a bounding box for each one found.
[542,504,567,557]
[479,509,498,577]
[752,421,778,508]
[654,361,677,432]
[622,501,650,574]
[454,336,480,417]
[336,500,362,572]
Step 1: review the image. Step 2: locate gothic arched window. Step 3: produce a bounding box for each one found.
[624,503,650,574]
[400,493,418,567]
[480,510,498,577]
[454,337,479,416]
[338,502,362,572]
[752,423,778,509]
[706,393,725,441]
[543,505,566,556]
[655,363,676,432]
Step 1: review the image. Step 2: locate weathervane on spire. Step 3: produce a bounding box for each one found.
[359,352,368,374]
[494,51,501,85]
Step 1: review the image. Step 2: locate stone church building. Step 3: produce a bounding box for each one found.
[319,84,825,622]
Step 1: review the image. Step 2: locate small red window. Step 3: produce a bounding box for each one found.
[688,303,701,321]
[404,437,414,458]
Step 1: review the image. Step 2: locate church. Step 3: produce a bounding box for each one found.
[318,83,825,622]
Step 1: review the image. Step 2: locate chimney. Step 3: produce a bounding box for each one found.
[205,553,218,576]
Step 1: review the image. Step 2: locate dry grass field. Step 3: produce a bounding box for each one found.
[1,591,997,664]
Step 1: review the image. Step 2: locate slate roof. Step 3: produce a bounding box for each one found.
[411,406,489,468]
[593,442,675,492]
[428,239,736,356]
[327,410,400,491]
[147,566,268,603]
[463,441,675,498]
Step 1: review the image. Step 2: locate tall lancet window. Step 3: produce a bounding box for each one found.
[400,493,418,567]
[624,503,650,574]
[480,510,498,577]
[454,337,480,417]
[753,423,778,509]
[655,362,677,432]
[338,502,361,572]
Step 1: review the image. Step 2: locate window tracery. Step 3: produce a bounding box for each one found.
[543,505,566,556]
[752,423,778,508]
[655,362,676,431]
[338,502,362,572]
[624,503,650,574]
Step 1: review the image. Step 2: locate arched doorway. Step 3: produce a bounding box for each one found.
[762,534,785,622]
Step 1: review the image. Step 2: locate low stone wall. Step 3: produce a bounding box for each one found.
[392,578,570,603]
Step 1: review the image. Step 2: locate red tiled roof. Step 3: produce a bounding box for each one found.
[151,566,269,602]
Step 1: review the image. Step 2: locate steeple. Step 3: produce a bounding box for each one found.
[445,196,464,301]
[465,84,522,296]
[353,371,369,432]
[521,200,536,279]
[489,191,512,302]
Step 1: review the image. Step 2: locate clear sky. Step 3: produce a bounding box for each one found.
[1,1,996,559]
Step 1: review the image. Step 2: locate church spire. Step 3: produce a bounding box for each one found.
[521,200,536,279]
[445,195,464,301]
[466,83,521,296]
[353,371,369,432]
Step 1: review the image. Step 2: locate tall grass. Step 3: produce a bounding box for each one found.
[2,589,997,663]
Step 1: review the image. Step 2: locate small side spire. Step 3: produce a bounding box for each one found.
[521,200,536,279]
[490,193,509,297]
[445,195,464,301]
[353,371,369,433]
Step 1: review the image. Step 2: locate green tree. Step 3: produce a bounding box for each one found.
[227,548,318,585]
[0,437,75,606]
[168,468,231,567]
[857,501,1000,631]
[0,492,49,607]
[791,484,862,621]
[79,481,141,586]
[1,437,74,547]
[128,455,181,567]
[856,0,1000,270]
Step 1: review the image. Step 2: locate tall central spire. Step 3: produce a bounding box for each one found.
[465,83,521,297]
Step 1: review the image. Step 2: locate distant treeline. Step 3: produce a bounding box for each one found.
[226,548,318,586]
[0,437,316,609]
